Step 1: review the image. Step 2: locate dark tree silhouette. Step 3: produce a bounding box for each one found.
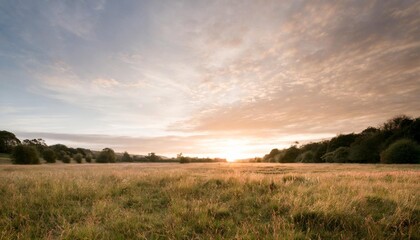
[12,145,40,164]
[121,151,133,162]
[381,139,420,164]
[0,130,21,153]
[43,149,56,163]
[96,148,116,163]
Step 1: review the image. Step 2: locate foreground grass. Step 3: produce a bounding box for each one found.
[0,163,419,239]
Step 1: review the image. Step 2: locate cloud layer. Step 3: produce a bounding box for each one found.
[1,0,419,158]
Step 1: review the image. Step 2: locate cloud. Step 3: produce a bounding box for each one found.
[92,78,119,88]
[1,0,419,157]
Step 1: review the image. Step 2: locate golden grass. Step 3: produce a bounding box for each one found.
[0,163,419,239]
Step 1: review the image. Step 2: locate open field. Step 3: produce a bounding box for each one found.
[0,163,419,239]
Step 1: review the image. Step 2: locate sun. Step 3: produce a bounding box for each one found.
[220,141,250,162]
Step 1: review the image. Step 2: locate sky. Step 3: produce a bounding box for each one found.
[1,0,419,160]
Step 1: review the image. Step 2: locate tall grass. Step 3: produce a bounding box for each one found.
[0,163,419,239]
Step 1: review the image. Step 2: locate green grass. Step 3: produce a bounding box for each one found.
[0,163,419,239]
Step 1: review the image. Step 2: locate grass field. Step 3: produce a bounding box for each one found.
[0,163,419,239]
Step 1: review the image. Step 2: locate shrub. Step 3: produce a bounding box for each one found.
[85,154,92,163]
[278,146,300,163]
[322,147,350,163]
[62,154,71,163]
[297,150,315,163]
[12,145,40,164]
[42,149,56,163]
[121,151,133,162]
[73,153,83,163]
[380,139,420,164]
[96,148,116,163]
[179,156,190,164]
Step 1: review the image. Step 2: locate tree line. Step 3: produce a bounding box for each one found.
[259,115,420,164]
[0,131,226,164]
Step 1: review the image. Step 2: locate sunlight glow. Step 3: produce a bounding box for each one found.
[218,140,251,162]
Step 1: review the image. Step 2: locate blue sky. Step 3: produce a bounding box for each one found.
[1,0,419,159]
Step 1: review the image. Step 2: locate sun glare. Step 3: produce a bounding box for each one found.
[219,140,250,162]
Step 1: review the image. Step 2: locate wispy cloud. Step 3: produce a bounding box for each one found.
[1,0,419,158]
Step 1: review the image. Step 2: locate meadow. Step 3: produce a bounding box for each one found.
[0,163,419,239]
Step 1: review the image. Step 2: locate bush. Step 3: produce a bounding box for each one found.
[278,146,300,163]
[121,151,133,162]
[12,145,40,164]
[380,139,420,164]
[297,151,315,163]
[73,153,83,163]
[179,156,190,164]
[321,147,350,163]
[96,148,116,163]
[85,154,92,163]
[42,149,56,163]
[62,154,71,163]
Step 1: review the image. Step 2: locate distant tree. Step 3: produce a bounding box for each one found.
[349,131,384,163]
[121,151,133,162]
[382,115,413,132]
[327,134,358,152]
[0,131,21,153]
[42,148,56,163]
[178,153,190,164]
[297,151,315,163]
[22,138,48,155]
[96,148,116,163]
[380,139,420,164]
[263,148,280,162]
[73,153,83,163]
[62,154,71,163]
[50,144,69,159]
[85,154,92,163]
[322,147,350,163]
[66,147,78,155]
[22,138,46,146]
[12,145,40,164]
[361,127,379,135]
[76,148,87,157]
[146,152,160,162]
[407,117,420,143]
[278,146,300,163]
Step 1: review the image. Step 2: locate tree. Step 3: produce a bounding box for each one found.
[50,144,69,159]
[380,139,420,164]
[349,131,384,163]
[146,152,160,162]
[278,146,300,163]
[12,145,40,164]
[263,148,280,162]
[121,151,133,162]
[382,115,413,132]
[85,154,92,163]
[327,134,358,152]
[22,138,48,155]
[322,147,350,163]
[42,148,56,163]
[73,153,83,163]
[297,151,315,163]
[177,153,190,164]
[0,130,21,153]
[96,148,116,163]
[62,154,71,163]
